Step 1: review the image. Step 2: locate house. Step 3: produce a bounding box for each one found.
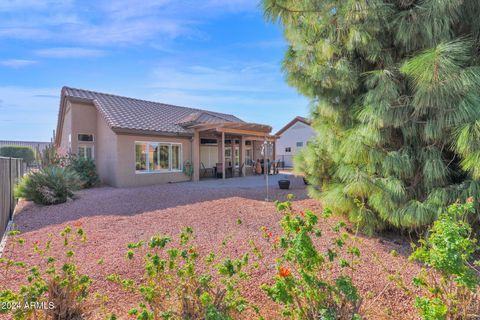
[275,116,315,168]
[54,87,276,187]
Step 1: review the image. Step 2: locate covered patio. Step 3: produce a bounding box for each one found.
[190,122,276,181]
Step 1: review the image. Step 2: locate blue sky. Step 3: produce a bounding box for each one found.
[0,0,309,142]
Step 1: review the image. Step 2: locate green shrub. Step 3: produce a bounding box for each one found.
[261,195,362,319]
[66,156,99,188]
[0,146,35,165]
[410,199,480,319]
[15,166,82,205]
[108,227,250,320]
[0,226,110,319]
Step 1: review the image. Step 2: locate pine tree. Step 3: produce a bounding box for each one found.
[264,0,480,232]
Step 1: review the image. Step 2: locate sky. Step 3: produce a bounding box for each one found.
[0,0,309,142]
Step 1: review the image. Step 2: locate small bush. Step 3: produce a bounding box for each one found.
[410,198,480,319]
[15,166,82,205]
[0,146,35,165]
[108,227,250,319]
[261,195,362,319]
[66,156,98,188]
[0,226,105,320]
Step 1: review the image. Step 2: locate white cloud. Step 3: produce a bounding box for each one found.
[0,59,37,67]
[34,47,106,58]
[0,0,258,46]
[150,62,281,92]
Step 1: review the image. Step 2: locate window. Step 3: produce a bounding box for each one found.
[201,138,217,145]
[78,134,94,142]
[245,140,252,146]
[234,148,239,167]
[285,147,291,153]
[245,148,253,166]
[78,145,94,159]
[135,142,182,173]
[296,142,304,147]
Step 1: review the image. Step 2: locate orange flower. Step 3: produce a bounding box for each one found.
[466,197,474,204]
[299,211,305,217]
[267,232,273,238]
[34,240,40,246]
[74,221,82,227]
[273,237,280,245]
[278,266,291,277]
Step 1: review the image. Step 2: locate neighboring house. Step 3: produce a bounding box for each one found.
[55,87,276,187]
[0,140,51,153]
[275,116,315,168]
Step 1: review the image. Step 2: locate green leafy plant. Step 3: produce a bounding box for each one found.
[264,0,480,232]
[0,225,102,320]
[261,195,362,319]
[0,146,35,165]
[66,156,99,188]
[15,166,82,205]
[108,227,250,320]
[410,199,480,319]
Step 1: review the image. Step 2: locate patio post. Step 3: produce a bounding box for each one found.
[192,130,200,181]
[222,131,225,181]
[240,136,245,177]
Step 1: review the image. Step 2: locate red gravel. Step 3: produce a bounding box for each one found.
[0,178,422,319]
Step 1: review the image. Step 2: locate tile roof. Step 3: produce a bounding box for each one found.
[61,86,244,135]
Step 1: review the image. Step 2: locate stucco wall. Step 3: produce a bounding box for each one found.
[69,101,97,157]
[276,121,315,167]
[96,113,118,186]
[58,103,72,156]
[114,134,192,187]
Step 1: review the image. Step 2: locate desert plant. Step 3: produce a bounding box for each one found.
[261,195,362,319]
[15,166,82,205]
[38,144,58,168]
[66,156,98,188]
[0,146,35,165]
[264,0,480,232]
[0,226,100,320]
[107,227,250,320]
[410,199,480,319]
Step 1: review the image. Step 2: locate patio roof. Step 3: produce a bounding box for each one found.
[190,121,272,137]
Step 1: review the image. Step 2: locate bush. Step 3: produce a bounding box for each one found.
[0,226,107,320]
[15,166,83,205]
[0,146,35,165]
[108,227,250,320]
[66,156,98,188]
[410,199,480,320]
[261,195,362,319]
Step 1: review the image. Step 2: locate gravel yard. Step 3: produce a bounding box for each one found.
[1,175,421,319]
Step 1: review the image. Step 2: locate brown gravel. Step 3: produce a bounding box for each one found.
[0,177,422,319]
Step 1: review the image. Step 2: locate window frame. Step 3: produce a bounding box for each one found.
[135,141,183,174]
[296,141,304,147]
[285,147,292,153]
[78,133,94,142]
[78,144,94,160]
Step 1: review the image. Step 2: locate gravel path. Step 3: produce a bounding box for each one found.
[0,176,421,319]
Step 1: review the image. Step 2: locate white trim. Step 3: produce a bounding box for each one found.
[78,144,94,160]
[135,141,183,174]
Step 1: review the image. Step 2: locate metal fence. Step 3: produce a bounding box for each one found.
[0,157,25,239]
